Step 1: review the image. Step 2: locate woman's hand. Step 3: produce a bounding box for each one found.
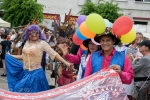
[65,62,74,70]
[111,65,122,75]
[58,43,69,56]
[66,62,74,67]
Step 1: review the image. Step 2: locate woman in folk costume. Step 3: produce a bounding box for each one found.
[58,38,100,80]
[84,28,134,84]
[5,25,72,93]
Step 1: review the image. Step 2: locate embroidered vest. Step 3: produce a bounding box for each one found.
[91,50,125,74]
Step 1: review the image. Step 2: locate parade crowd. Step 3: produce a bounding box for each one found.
[0,23,150,100]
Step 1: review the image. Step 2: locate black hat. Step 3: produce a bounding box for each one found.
[94,28,120,45]
[137,40,150,49]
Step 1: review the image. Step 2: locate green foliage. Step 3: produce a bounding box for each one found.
[79,0,123,22]
[0,0,44,27]
[78,1,96,15]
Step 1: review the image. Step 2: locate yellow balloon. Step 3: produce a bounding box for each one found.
[121,28,136,44]
[86,13,106,34]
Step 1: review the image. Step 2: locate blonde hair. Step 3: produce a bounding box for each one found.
[12,29,16,34]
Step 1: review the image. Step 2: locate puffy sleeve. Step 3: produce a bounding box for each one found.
[41,41,58,60]
[119,56,134,84]
[64,47,82,64]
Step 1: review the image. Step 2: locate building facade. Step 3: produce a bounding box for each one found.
[113,0,150,38]
[38,0,150,38]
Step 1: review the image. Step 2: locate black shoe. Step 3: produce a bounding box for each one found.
[1,74,6,77]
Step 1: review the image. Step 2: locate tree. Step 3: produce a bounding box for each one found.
[0,0,44,27]
[79,0,123,22]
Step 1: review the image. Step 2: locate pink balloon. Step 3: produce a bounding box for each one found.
[91,38,100,45]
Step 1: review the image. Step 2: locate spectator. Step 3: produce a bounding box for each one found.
[0,28,5,43]
[136,32,143,42]
[0,34,12,77]
[132,40,150,100]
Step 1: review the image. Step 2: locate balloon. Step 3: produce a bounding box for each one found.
[76,28,88,40]
[86,13,105,34]
[80,22,96,38]
[73,33,83,45]
[104,19,110,27]
[91,38,100,45]
[80,44,88,50]
[121,28,136,44]
[112,16,133,36]
[110,22,113,28]
[77,15,86,26]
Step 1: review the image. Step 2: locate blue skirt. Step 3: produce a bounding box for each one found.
[5,54,49,93]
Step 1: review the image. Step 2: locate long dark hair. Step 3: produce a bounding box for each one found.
[85,46,101,59]
[85,41,101,59]
[1,34,7,39]
[49,35,54,42]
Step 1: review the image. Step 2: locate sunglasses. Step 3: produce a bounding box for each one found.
[28,30,40,36]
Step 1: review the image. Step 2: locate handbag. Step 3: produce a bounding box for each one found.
[57,68,75,86]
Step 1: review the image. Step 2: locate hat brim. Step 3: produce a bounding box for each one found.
[83,39,91,48]
[94,34,120,45]
[137,42,142,46]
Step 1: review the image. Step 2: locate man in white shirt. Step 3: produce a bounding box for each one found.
[0,28,6,43]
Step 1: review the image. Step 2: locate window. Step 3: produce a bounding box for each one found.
[135,0,150,2]
[134,21,148,25]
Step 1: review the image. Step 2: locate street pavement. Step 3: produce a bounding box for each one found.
[0,68,52,91]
